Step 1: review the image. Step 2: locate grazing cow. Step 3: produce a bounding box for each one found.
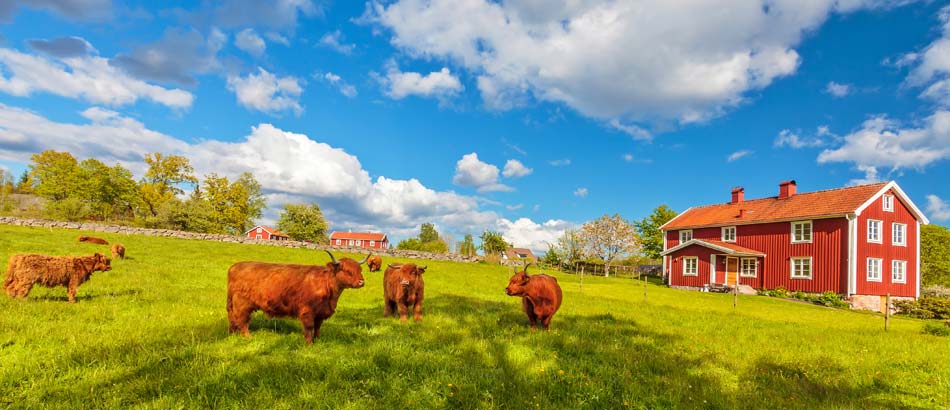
[505,264,562,330]
[110,243,126,259]
[367,255,383,272]
[227,251,368,344]
[383,263,426,322]
[4,253,112,303]
[78,235,109,245]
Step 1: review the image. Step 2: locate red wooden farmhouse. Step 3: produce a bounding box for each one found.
[329,231,389,249]
[245,225,289,241]
[660,180,928,311]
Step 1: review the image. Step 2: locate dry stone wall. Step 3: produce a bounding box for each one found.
[0,216,479,263]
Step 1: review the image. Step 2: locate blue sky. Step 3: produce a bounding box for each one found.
[0,0,947,251]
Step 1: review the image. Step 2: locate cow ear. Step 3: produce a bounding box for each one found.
[418,266,426,274]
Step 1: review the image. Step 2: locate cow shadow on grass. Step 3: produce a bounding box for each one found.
[16,294,916,409]
[27,288,143,302]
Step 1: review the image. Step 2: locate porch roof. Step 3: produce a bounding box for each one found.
[660,239,766,257]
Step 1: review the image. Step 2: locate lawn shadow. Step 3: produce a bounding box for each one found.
[27,288,144,302]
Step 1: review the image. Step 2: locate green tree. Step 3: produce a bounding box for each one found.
[420,239,449,253]
[479,230,509,255]
[140,153,197,217]
[579,214,640,277]
[29,150,84,201]
[277,203,330,243]
[458,234,476,256]
[15,170,34,194]
[79,159,139,220]
[396,237,423,250]
[542,243,561,266]
[635,204,678,261]
[202,172,266,235]
[0,168,14,212]
[556,228,585,267]
[922,224,950,287]
[419,222,439,243]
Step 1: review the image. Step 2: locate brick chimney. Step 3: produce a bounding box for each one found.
[779,180,797,199]
[731,187,745,204]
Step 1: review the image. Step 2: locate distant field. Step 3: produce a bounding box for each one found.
[0,224,948,409]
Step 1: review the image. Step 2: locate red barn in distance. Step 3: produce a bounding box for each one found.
[245,226,289,241]
[661,180,928,312]
[330,231,389,250]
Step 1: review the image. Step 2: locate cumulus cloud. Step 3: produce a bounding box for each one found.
[319,30,355,55]
[227,68,304,115]
[213,0,322,31]
[622,153,634,162]
[573,187,588,198]
[927,194,950,222]
[548,159,571,167]
[376,62,463,100]
[497,218,572,254]
[322,72,357,98]
[0,0,112,23]
[506,204,523,211]
[27,36,96,58]
[0,48,192,109]
[110,28,225,86]
[235,29,266,57]
[825,81,851,97]
[774,128,828,148]
[452,152,512,193]
[727,150,753,162]
[902,6,950,106]
[501,159,532,178]
[365,0,897,128]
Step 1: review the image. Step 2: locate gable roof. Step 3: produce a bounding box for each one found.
[661,181,928,230]
[245,225,288,237]
[661,239,766,257]
[329,231,387,241]
[505,247,537,260]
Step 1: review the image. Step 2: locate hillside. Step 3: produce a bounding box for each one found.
[0,224,947,409]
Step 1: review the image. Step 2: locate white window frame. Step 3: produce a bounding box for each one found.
[791,221,812,244]
[721,226,736,242]
[255,234,262,239]
[790,257,812,280]
[682,257,698,276]
[348,240,354,246]
[883,194,894,212]
[740,258,757,277]
[892,260,907,284]
[866,258,882,282]
[892,223,906,246]
[679,230,693,243]
[867,219,882,244]
[370,240,376,247]
[335,239,341,246]
[355,240,362,246]
[256,227,262,233]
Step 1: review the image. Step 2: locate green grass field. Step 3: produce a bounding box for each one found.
[1,224,948,409]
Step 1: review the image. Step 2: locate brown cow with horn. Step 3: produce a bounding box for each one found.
[383,263,426,322]
[227,251,368,344]
[367,255,383,272]
[505,263,562,330]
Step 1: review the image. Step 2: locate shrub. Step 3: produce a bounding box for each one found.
[895,297,950,320]
[922,285,950,299]
[923,322,950,337]
[817,291,849,308]
[792,290,808,301]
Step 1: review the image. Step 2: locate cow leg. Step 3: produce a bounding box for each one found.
[384,298,394,317]
[412,300,423,322]
[397,303,409,323]
[313,318,325,339]
[522,298,538,329]
[299,312,316,344]
[67,279,79,303]
[540,314,554,331]
[228,298,253,337]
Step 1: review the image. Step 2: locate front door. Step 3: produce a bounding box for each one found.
[726,257,739,285]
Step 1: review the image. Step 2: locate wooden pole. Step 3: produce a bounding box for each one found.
[580,264,585,293]
[733,276,738,310]
[642,271,647,302]
[885,293,891,332]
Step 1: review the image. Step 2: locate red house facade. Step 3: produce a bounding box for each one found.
[245,226,289,241]
[660,181,928,311]
[329,232,389,249]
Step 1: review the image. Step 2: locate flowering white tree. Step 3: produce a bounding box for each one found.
[579,214,641,277]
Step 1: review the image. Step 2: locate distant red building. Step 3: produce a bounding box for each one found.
[661,180,928,311]
[245,226,289,241]
[329,231,389,249]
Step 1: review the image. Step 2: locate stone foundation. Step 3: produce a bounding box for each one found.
[848,294,915,313]
[0,216,479,263]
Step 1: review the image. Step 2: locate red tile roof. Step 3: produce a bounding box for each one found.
[261,226,288,237]
[329,232,387,241]
[662,182,889,230]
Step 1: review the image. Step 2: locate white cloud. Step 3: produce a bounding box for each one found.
[322,72,357,98]
[573,187,588,198]
[110,28,225,87]
[506,204,523,211]
[727,150,752,162]
[376,62,463,100]
[774,128,828,148]
[235,28,266,57]
[366,0,895,128]
[319,30,355,55]
[1,0,113,23]
[0,48,192,109]
[497,218,572,254]
[847,165,882,186]
[548,159,571,167]
[609,119,652,140]
[213,0,322,31]
[622,153,634,162]
[817,111,950,173]
[926,194,950,222]
[265,32,290,46]
[227,68,304,115]
[825,81,851,97]
[452,152,512,193]
[903,6,950,106]
[502,159,532,178]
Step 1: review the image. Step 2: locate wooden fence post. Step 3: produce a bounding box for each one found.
[580,264,585,293]
[642,271,647,303]
[885,293,891,332]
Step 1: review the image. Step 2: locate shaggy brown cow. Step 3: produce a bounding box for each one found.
[383,263,426,322]
[505,264,562,330]
[4,253,112,303]
[110,243,126,259]
[367,255,383,272]
[78,235,109,245]
[227,251,368,344]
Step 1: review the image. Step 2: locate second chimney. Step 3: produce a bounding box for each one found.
[779,180,797,199]
[731,187,744,204]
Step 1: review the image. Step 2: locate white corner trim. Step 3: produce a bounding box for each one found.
[854,181,930,224]
[847,214,857,296]
[710,254,717,284]
[916,220,921,299]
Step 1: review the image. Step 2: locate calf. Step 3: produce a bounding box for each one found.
[4,253,112,303]
[111,243,126,259]
[367,255,383,272]
[383,263,426,322]
[505,264,562,330]
[78,235,109,245]
[227,251,368,344]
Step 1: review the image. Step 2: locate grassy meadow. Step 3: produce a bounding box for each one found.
[0,224,948,409]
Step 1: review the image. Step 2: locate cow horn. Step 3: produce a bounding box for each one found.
[325,250,338,265]
[524,262,531,274]
[420,265,427,270]
[359,254,371,265]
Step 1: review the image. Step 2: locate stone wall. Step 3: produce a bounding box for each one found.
[0,216,480,263]
[848,294,915,314]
